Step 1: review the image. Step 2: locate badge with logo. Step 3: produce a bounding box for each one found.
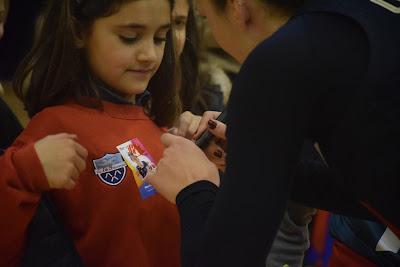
[117,138,157,199]
[93,153,127,186]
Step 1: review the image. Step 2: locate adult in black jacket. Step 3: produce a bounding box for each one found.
[148,0,400,266]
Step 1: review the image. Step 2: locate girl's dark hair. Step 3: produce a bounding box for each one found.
[14,0,180,127]
[178,0,200,112]
[212,0,304,13]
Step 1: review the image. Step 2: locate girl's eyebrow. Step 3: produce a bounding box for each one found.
[116,23,171,30]
[173,15,187,20]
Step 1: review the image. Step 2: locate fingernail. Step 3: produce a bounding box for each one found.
[168,127,177,135]
[208,120,217,129]
[213,150,223,158]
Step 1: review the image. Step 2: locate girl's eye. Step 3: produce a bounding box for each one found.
[119,35,138,45]
[199,15,207,22]
[173,19,187,29]
[154,36,167,45]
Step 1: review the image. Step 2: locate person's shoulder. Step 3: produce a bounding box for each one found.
[26,102,97,134]
[239,19,313,85]
[251,11,364,59]
[35,100,100,120]
[242,11,367,84]
[243,18,312,72]
[16,105,73,141]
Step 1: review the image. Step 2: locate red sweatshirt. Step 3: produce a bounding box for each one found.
[0,100,180,267]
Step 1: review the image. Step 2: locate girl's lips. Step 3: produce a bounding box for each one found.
[126,69,155,79]
[129,68,155,74]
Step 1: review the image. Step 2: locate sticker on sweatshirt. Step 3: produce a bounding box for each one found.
[117,138,157,199]
[93,153,127,186]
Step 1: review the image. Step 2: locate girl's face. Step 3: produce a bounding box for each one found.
[196,0,237,56]
[172,0,189,57]
[84,0,171,99]
[195,0,240,61]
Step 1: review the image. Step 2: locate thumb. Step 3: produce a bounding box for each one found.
[167,127,178,135]
[160,133,183,147]
[145,170,157,184]
[146,169,162,190]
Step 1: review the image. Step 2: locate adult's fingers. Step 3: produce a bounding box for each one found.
[207,120,227,140]
[193,111,221,140]
[146,171,157,184]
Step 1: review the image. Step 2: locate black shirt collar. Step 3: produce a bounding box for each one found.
[97,84,150,107]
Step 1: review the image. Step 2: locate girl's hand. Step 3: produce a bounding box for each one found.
[34,133,88,190]
[170,111,202,139]
[147,133,219,204]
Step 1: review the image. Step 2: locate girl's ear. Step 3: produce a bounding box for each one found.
[75,38,85,48]
[230,0,250,29]
[74,33,86,49]
[73,23,87,49]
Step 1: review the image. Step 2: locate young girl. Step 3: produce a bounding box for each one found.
[172,0,231,116]
[1,0,181,266]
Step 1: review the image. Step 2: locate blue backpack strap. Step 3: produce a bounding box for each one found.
[330,215,400,267]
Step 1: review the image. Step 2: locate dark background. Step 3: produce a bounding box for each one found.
[0,0,46,80]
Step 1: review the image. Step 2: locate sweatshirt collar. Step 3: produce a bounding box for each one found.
[97,83,150,107]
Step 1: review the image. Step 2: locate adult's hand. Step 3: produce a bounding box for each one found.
[192,111,224,140]
[147,133,219,203]
[203,138,226,172]
[172,111,227,171]
[171,111,225,140]
[194,111,227,172]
